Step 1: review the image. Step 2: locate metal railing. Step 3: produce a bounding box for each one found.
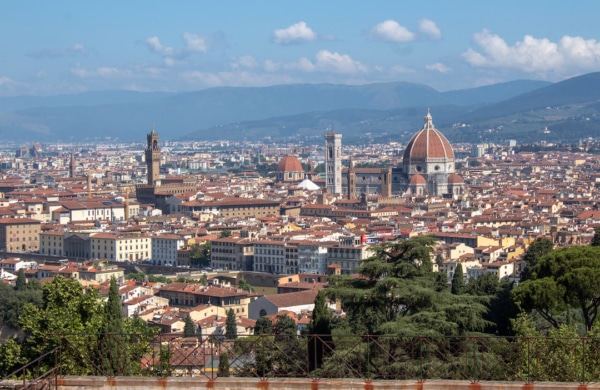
[2,334,600,385]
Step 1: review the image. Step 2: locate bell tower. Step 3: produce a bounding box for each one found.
[146,129,161,186]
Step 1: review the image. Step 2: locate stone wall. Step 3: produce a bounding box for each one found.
[49,376,600,390]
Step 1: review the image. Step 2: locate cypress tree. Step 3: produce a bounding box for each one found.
[97,277,131,375]
[592,227,600,247]
[225,309,237,339]
[451,264,464,295]
[218,352,230,377]
[308,292,332,371]
[15,269,26,291]
[183,314,196,337]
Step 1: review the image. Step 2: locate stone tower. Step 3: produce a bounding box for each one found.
[146,129,161,186]
[325,131,342,195]
[69,153,76,178]
[347,156,356,199]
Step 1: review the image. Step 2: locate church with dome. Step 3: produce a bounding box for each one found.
[340,110,464,197]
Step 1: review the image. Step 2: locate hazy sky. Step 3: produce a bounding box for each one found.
[2,0,600,95]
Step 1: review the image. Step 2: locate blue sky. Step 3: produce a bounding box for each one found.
[2,0,600,95]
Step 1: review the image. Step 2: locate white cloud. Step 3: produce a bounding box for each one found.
[419,19,441,39]
[389,65,415,75]
[372,20,415,43]
[183,33,207,53]
[181,70,295,87]
[463,30,600,75]
[71,66,130,79]
[314,50,367,74]
[273,21,317,44]
[262,51,363,74]
[426,62,450,73]
[0,76,15,86]
[231,55,258,70]
[145,36,174,56]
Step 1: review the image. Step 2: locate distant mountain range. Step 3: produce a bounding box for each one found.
[1,73,599,143]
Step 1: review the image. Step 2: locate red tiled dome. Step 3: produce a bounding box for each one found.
[448,173,464,184]
[403,111,454,164]
[278,155,303,173]
[409,174,427,185]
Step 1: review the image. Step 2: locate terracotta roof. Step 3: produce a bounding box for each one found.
[278,155,303,173]
[403,111,454,163]
[263,289,319,308]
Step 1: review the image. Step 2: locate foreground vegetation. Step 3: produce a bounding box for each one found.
[1,233,599,381]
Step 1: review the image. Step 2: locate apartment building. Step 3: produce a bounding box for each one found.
[151,234,186,266]
[180,198,280,219]
[210,237,254,271]
[90,232,151,262]
[0,218,41,252]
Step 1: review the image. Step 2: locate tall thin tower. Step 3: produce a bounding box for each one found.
[145,129,161,186]
[69,153,76,178]
[325,131,342,195]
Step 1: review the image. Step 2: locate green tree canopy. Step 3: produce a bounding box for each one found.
[521,238,554,280]
[19,277,104,374]
[325,236,488,337]
[513,245,600,332]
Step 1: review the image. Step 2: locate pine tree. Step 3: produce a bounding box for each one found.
[254,316,272,335]
[183,314,196,337]
[451,264,464,295]
[218,352,230,377]
[97,277,131,376]
[225,309,237,339]
[15,269,26,291]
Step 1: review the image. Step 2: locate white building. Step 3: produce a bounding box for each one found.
[90,233,152,262]
[152,234,186,266]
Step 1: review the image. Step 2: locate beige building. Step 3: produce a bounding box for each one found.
[157,283,257,317]
[39,230,64,256]
[90,232,151,262]
[0,218,41,252]
[210,237,254,271]
[180,198,280,219]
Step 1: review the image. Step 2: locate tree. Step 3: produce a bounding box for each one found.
[225,309,237,339]
[0,338,25,377]
[190,242,211,268]
[322,237,489,378]
[218,352,230,377]
[254,316,272,335]
[513,246,600,332]
[0,280,42,330]
[521,238,553,280]
[219,230,231,238]
[97,277,131,376]
[184,314,196,337]
[155,345,171,377]
[592,227,600,247]
[19,277,104,374]
[308,292,332,371]
[238,279,254,292]
[451,264,464,295]
[15,269,26,291]
[271,314,304,376]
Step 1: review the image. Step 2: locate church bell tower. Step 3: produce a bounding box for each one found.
[146,129,161,186]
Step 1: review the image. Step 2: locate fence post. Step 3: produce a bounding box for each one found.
[581,337,586,384]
